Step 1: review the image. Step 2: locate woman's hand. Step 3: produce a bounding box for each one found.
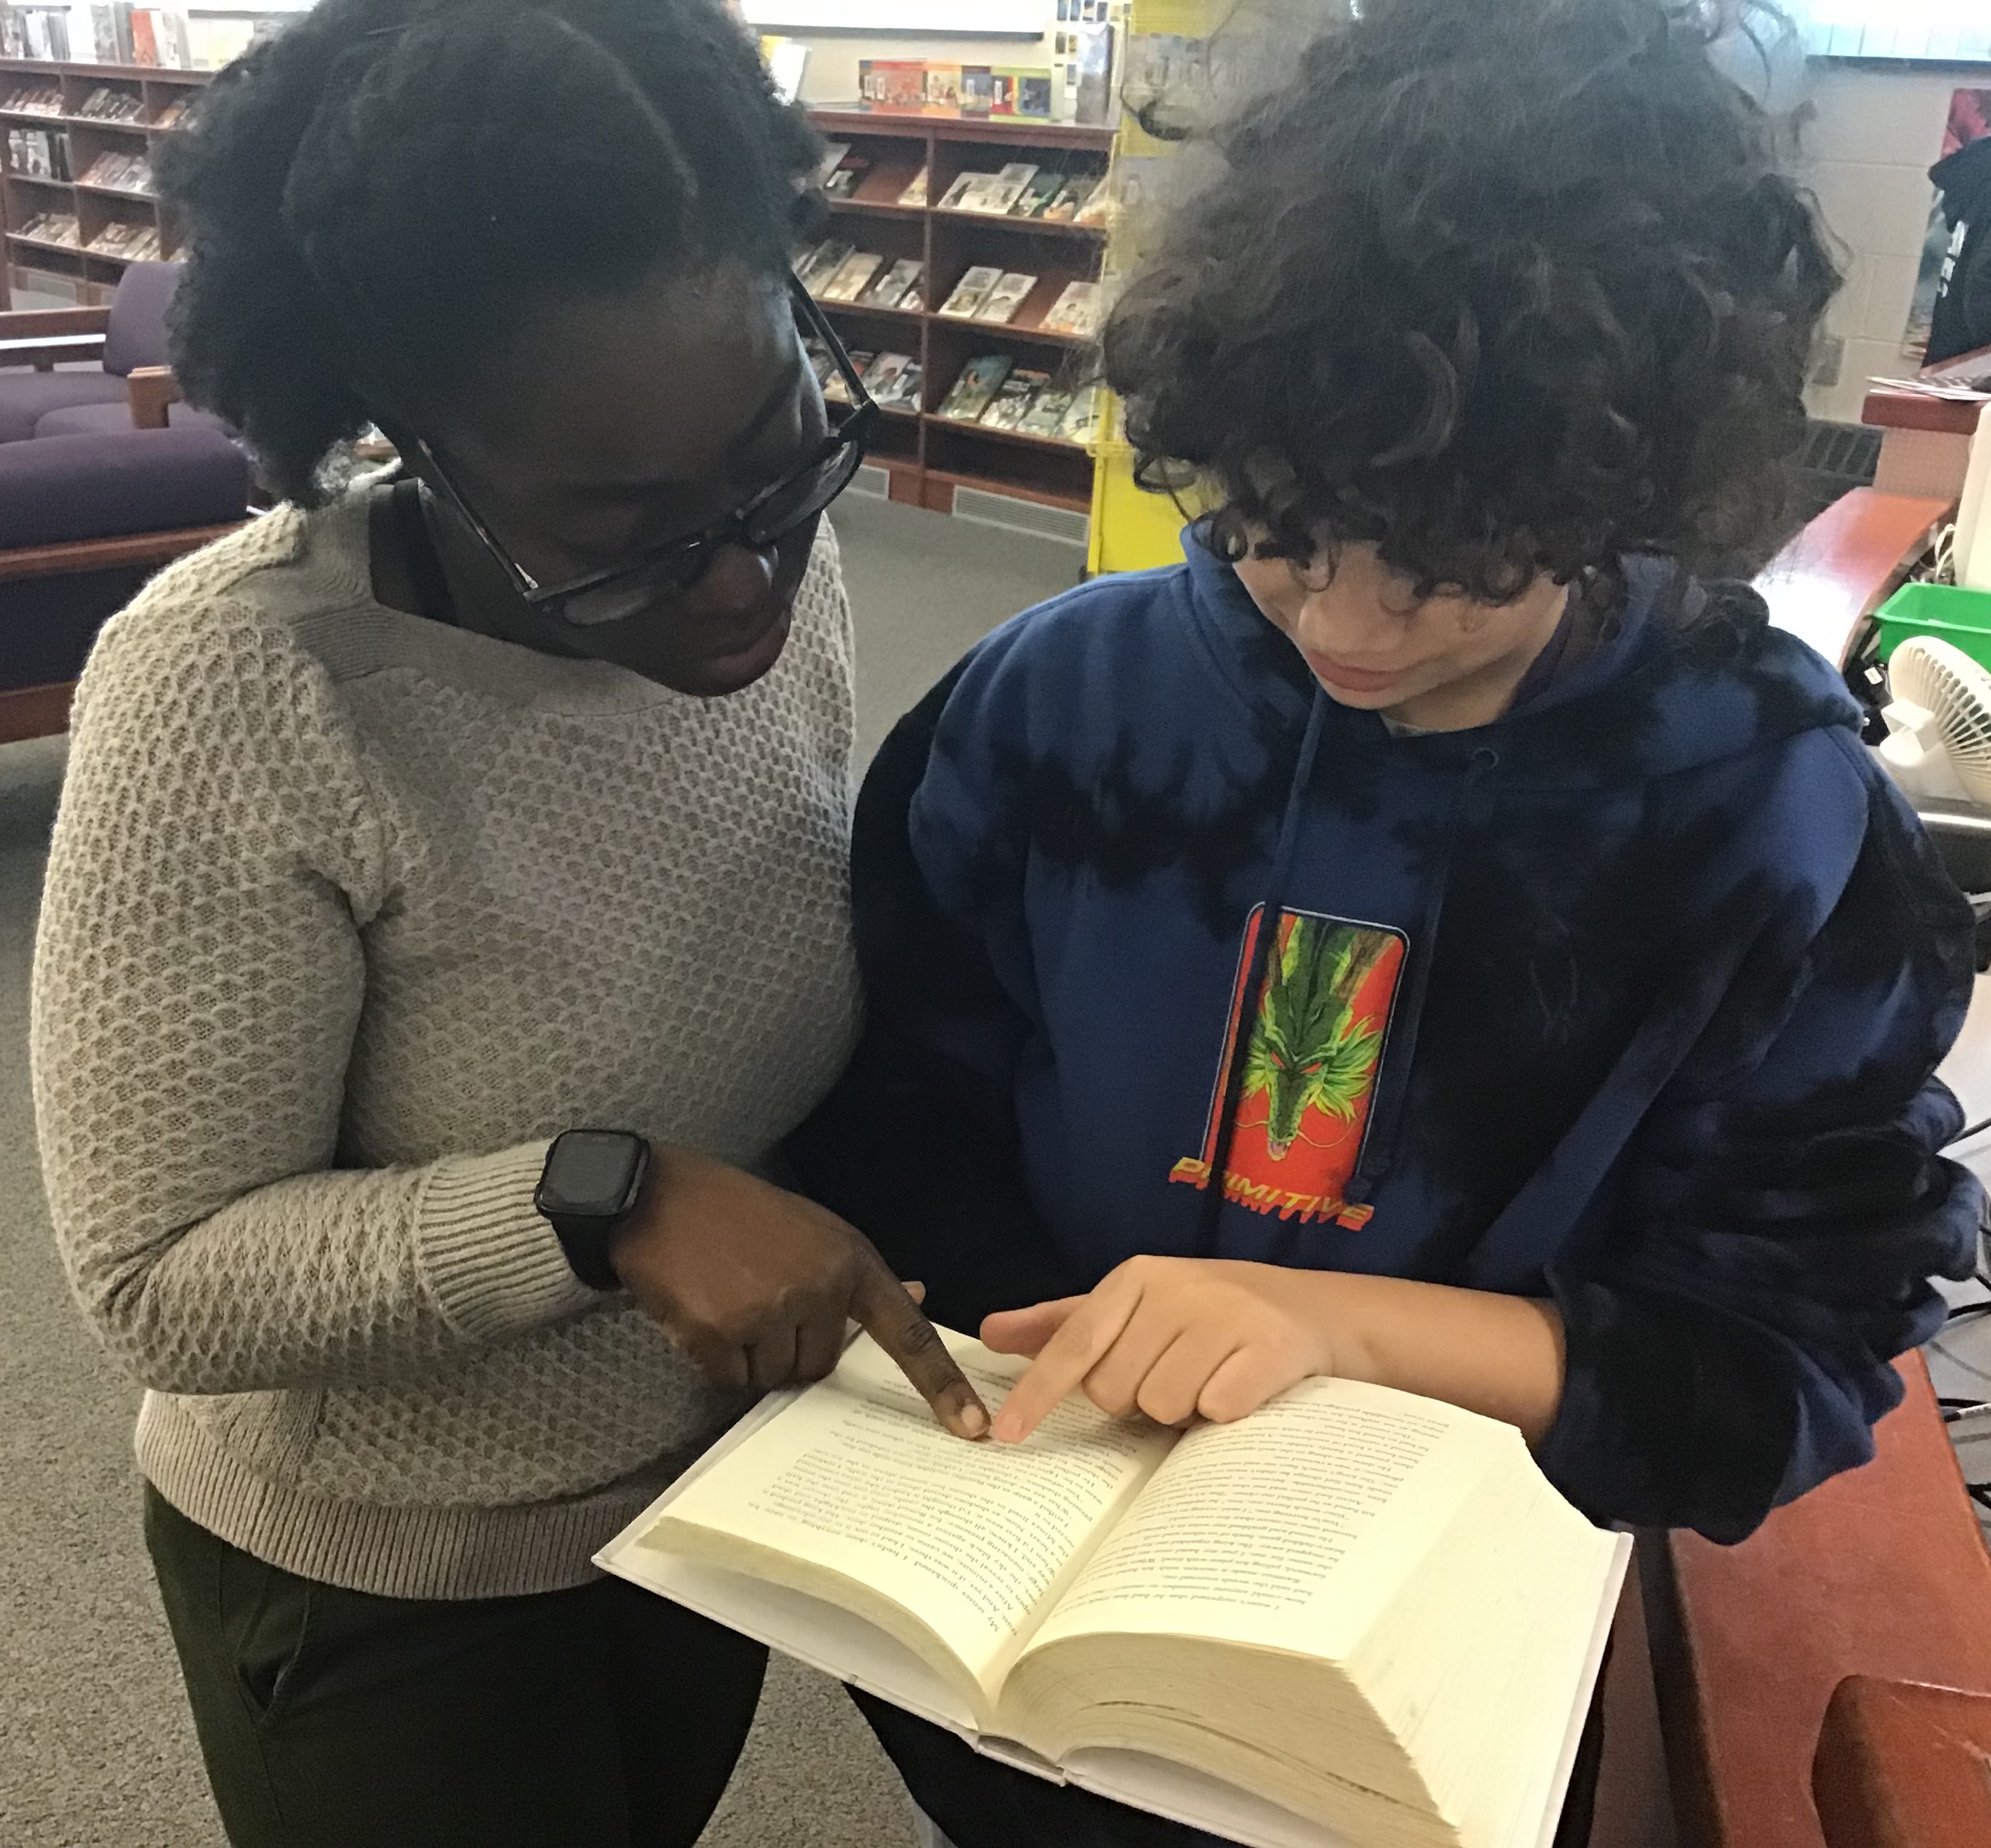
[981,1256,1355,1443]
[608,1146,989,1439]
[983,1258,1568,1446]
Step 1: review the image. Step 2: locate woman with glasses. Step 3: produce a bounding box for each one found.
[29,3,983,1845]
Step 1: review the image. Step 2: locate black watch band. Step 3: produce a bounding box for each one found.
[534,1131,651,1292]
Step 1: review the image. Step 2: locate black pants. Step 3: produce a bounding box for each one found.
[854,1672,1606,1848]
[143,1486,767,1848]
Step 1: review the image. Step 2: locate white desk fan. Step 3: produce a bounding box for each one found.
[1883,636,1991,811]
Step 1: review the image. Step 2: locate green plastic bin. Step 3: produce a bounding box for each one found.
[1873,581,1991,676]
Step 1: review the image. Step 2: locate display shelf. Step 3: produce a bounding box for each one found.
[0,54,208,302]
[802,106,1112,522]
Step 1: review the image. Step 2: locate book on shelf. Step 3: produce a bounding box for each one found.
[599,1331,1627,1848]
[974,162,1039,216]
[6,125,66,178]
[823,351,874,408]
[823,153,870,199]
[960,66,995,118]
[862,258,923,312]
[981,367,1051,431]
[937,265,1005,320]
[803,336,836,388]
[1019,387,1076,439]
[1012,170,1065,220]
[819,251,885,304]
[3,83,66,116]
[82,149,152,192]
[760,35,808,106]
[899,283,925,316]
[128,6,157,64]
[1043,174,1100,224]
[1074,183,1111,229]
[925,63,961,112]
[862,352,915,404]
[797,239,855,297]
[1041,281,1103,340]
[152,95,187,129]
[897,165,928,208]
[975,272,1039,327]
[937,355,1014,422]
[1059,383,1105,444]
[88,3,118,63]
[937,171,997,214]
[19,209,82,247]
[0,9,20,57]
[76,86,144,123]
[857,58,927,115]
[811,142,851,189]
[872,358,922,411]
[1075,22,1119,129]
[1014,72,1054,120]
[159,8,193,70]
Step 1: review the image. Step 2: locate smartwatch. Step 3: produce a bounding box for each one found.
[534,1130,651,1292]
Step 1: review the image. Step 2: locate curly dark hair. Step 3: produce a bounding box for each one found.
[158,0,822,505]
[1101,0,1841,599]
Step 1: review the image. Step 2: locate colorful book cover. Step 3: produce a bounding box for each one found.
[1168,907,1407,1228]
[873,359,922,410]
[858,60,927,115]
[129,8,158,63]
[925,63,962,113]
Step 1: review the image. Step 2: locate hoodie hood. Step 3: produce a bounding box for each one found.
[1180,534,1865,787]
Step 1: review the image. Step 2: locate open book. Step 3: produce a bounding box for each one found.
[599,1332,1629,1848]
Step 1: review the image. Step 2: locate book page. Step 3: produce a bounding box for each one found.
[1025,1378,1508,1663]
[651,1332,1174,1698]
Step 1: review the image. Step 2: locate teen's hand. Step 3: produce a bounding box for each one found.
[982,1256,1359,1443]
[608,1146,989,1439]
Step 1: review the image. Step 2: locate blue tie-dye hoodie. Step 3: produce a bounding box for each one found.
[790,538,1984,1541]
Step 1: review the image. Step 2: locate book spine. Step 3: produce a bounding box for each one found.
[129,5,155,63]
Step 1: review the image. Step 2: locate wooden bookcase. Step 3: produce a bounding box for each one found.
[0,56,208,306]
[806,109,1113,518]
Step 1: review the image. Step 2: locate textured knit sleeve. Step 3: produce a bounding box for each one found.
[1537,759,1984,1540]
[787,669,1085,1332]
[31,590,594,1396]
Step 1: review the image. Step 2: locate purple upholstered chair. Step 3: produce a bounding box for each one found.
[0,428,251,742]
[0,263,250,739]
[0,260,224,442]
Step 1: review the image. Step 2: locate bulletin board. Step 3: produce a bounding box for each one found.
[740,2,1048,31]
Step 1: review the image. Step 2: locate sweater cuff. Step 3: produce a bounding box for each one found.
[414,1141,599,1342]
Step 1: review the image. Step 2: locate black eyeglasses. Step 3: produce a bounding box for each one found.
[374,276,877,631]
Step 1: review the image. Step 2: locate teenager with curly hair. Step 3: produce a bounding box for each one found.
[30,3,985,1843]
[789,3,1986,1842]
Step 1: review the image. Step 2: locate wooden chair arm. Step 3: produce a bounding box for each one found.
[0,306,111,340]
[1753,486,1954,668]
[1813,1677,1991,1848]
[126,365,183,431]
[1642,1355,1991,1848]
[0,306,111,373]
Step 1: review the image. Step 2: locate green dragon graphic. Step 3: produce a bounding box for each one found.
[1243,916,1389,1161]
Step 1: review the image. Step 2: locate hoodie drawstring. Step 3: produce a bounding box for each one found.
[1328,743,1500,1229]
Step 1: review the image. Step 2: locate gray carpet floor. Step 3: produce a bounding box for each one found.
[0,494,1083,1848]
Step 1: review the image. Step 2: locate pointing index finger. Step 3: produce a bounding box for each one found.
[851,1252,989,1440]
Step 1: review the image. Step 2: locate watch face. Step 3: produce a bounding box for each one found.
[544,1132,642,1217]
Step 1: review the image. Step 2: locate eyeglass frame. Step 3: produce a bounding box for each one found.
[367,273,879,628]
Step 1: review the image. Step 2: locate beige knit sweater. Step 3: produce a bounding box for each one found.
[31,491,862,1600]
